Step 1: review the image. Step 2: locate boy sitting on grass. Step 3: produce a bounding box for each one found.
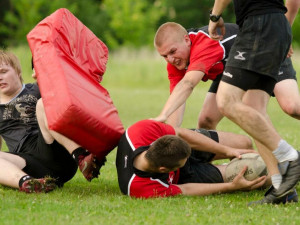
[0,50,101,193]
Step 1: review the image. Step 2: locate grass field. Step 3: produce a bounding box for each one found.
[1,45,300,225]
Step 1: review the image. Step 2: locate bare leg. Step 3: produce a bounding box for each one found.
[243,90,280,176]
[216,82,281,176]
[198,92,224,129]
[0,152,26,188]
[274,79,300,119]
[217,131,253,149]
[36,99,80,154]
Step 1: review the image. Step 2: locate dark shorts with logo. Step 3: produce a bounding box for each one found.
[209,57,296,95]
[9,131,77,186]
[178,128,224,184]
[221,13,292,94]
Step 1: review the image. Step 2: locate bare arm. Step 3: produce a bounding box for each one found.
[175,127,255,159]
[208,0,232,40]
[152,70,205,122]
[166,103,186,127]
[177,166,267,196]
[285,0,300,25]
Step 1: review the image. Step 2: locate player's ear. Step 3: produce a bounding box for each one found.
[184,34,191,46]
[158,167,169,173]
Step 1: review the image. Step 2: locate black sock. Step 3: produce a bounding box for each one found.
[19,175,33,188]
[71,147,88,164]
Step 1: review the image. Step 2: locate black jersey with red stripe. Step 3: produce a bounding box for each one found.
[116,120,183,198]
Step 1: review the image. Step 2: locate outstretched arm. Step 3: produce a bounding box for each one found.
[175,127,255,159]
[152,70,205,123]
[177,166,267,196]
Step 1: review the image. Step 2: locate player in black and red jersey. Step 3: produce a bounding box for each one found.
[116,119,271,198]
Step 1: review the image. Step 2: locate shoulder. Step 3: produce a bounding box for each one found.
[24,83,39,92]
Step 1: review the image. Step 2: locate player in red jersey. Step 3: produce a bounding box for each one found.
[152,22,237,127]
[116,119,269,198]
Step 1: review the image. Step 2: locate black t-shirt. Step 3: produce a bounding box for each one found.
[233,0,287,27]
[0,83,41,152]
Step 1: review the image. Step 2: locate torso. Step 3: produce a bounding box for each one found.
[0,83,40,152]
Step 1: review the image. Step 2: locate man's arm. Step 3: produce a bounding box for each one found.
[177,167,267,196]
[285,0,300,25]
[166,104,186,127]
[208,0,232,40]
[175,127,255,159]
[152,70,205,123]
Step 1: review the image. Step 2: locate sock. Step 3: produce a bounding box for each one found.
[273,140,298,163]
[19,175,33,188]
[271,174,282,189]
[71,147,88,164]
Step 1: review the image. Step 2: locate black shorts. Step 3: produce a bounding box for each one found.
[208,73,222,93]
[178,129,223,184]
[222,66,277,95]
[9,131,77,186]
[223,13,291,93]
[277,57,296,82]
[209,57,296,95]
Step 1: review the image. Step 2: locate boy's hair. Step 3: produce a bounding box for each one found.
[145,135,191,169]
[0,50,23,82]
[154,22,188,48]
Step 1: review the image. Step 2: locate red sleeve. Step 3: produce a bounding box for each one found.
[187,31,224,81]
[167,63,186,93]
[127,120,176,150]
[129,172,182,198]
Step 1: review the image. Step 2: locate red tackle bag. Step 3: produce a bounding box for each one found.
[27,8,124,161]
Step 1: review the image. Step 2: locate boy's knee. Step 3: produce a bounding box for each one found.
[198,116,217,130]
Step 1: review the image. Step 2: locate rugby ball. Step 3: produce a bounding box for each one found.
[225,153,267,182]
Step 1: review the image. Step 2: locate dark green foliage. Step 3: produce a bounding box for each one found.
[0,0,299,49]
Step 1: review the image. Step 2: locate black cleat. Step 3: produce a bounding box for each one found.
[274,151,300,198]
[248,186,298,206]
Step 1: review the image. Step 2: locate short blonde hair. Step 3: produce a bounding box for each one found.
[154,22,188,48]
[0,50,23,83]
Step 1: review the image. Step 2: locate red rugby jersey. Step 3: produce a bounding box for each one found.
[116,120,182,198]
[168,30,225,93]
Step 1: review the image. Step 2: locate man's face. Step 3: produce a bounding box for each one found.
[0,63,22,98]
[156,35,191,70]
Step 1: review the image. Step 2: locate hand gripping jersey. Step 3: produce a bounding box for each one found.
[27,8,124,161]
[116,120,182,198]
[168,24,238,93]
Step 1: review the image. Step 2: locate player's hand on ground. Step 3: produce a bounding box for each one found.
[231,166,267,191]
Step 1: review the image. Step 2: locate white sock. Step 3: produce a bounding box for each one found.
[271,174,282,189]
[273,140,298,163]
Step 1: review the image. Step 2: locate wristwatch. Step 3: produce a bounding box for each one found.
[209,10,222,22]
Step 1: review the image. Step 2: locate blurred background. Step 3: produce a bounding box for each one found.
[1,0,299,50]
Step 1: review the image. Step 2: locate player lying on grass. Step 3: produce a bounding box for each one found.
[0,50,101,193]
[116,119,297,201]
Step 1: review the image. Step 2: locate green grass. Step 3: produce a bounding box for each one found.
[1,45,300,225]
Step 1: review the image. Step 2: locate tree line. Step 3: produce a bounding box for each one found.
[0,0,299,50]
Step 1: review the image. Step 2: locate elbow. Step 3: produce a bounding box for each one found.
[182,79,196,92]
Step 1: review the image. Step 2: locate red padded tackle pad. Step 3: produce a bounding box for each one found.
[27,8,124,161]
